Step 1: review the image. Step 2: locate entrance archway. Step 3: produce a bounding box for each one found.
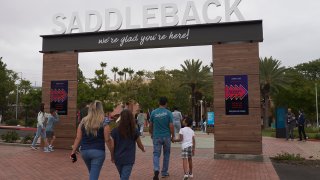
[41,20,263,154]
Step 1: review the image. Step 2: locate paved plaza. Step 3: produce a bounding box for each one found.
[0,132,319,180]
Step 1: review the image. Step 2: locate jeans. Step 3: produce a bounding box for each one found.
[81,149,105,180]
[286,124,295,140]
[139,123,144,136]
[298,125,307,140]
[115,163,134,180]
[153,137,171,176]
[31,126,46,147]
[173,122,181,139]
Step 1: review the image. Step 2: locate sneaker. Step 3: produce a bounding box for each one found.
[43,147,50,153]
[161,173,169,178]
[30,146,38,150]
[153,171,159,180]
[183,173,189,180]
[48,146,54,152]
[189,173,193,178]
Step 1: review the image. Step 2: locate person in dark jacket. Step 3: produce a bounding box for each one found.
[297,110,307,141]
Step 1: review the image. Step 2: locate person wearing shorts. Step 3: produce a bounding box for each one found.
[45,108,59,152]
[174,118,195,179]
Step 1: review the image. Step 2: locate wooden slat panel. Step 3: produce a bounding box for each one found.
[42,52,78,149]
[215,141,262,155]
[213,43,262,155]
[214,125,261,141]
[213,43,259,75]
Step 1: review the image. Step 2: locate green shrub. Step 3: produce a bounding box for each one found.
[305,127,320,133]
[272,152,305,161]
[1,131,20,143]
[5,119,19,126]
[314,133,320,139]
[20,134,34,144]
[25,119,37,127]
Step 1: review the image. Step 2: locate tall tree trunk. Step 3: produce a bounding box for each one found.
[191,85,195,123]
[263,94,269,129]
[114,73,116,81]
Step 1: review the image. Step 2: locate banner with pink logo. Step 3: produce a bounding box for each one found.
[50,80,68,115]
[225,75,248,115]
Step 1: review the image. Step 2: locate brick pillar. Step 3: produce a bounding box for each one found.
[42,52,78,149]
[213,43,262,155]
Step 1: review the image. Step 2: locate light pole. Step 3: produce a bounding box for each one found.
[316,83,319,128]
[15,72,22,121]
[200,100,203,122]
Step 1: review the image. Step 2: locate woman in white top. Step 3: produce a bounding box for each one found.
[31,103,50,150]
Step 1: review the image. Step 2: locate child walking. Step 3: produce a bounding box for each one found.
[174,118,195,179]
[111,109,146,180]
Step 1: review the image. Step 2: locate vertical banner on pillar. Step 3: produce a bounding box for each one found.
[207,112,215,125]
[225,75,249,115]
[50,80,68,115]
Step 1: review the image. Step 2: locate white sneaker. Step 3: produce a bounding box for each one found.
[189,173,193,178]
[49,147,54,152]
[183,174,189,180]
[30,146,38,150]
[43,147,50,153]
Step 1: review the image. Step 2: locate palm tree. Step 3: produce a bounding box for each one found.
[122,68,129,80]
[136,70,145,78]
[180,59,212,122]
[100,62,107,70]
[260,57,290,128]
[111,67,119,81]
[128,68,135,80]
[118,71,124,81]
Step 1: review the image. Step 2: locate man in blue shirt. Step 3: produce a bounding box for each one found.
[149,97,174,180]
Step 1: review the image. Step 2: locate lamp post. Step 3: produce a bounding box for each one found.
[316,83,319,128]
[15,72,22,121]
[200,100,203,122]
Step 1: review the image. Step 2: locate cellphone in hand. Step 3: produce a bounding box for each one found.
[70,153,77,163]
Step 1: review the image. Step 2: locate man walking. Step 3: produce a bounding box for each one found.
[45,108,59,152]
[298,110,307,141]
[172,107,183,140]
[149,97,174,180]
[286,108,296,141]
[137,110,146,137]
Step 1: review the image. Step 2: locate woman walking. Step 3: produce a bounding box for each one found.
[111,109,145,180]
[70,100,113,180]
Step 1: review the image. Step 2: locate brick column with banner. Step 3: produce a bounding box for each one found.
[213,43,262,155]
[42,52,78,149]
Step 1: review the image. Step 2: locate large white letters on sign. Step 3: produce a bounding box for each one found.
[85,10,102,32]
[181,1,201,25]
[203,0,222,23]
[52,13,67,34]
[225,0,244,22]
[143,5,160,28]
[52,0,245,34]
[161,3,179,27]
[105,9,123,31]
[67,12,84,34]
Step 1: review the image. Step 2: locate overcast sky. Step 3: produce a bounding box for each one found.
[1,0,320,86]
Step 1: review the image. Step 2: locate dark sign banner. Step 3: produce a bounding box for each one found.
[50,81,68,115]
[225,75,249,115]
[41,20,263,53]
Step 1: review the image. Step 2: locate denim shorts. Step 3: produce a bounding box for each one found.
[181,146,192,158]
[46,131,54,138]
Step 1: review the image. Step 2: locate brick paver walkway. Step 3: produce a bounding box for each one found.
[1,130,318,179]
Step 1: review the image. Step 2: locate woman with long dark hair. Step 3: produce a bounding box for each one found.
[111,109,145,180]
[70,100,113,180]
